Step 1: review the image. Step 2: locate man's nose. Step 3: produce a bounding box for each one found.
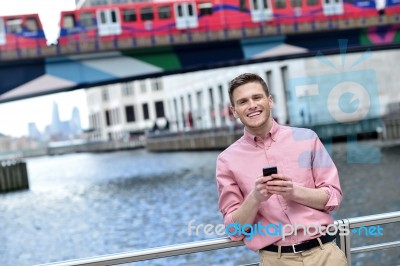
[249,99,257,108]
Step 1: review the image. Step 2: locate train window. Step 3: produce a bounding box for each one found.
[123,9,137,22]
[141,7,154,21]
[274,0,286,9]
[188,4,194,16]
[110,10,118,23]
[291,0,302,7]
[26,17,39,32]
[177,5,183,17]
[252,0,259,10]
[6,19,22,33]
[158,6,171,19]
[262,0,269,8]
[306,0,318,5]
[199,2,213,15]
[63,14,76,29]
[80,12,94,27]
[112,0,127,3]
[239,0,248,11]
[100,12,106,24]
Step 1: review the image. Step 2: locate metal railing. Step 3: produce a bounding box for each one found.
[36,211,400,266]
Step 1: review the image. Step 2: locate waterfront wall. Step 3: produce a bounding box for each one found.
[146,130,243,152]
[0,160,29,192]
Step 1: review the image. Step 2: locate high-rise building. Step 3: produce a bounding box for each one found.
[50,101,62,139]
[28,122,41,141]
[70,107,82,136]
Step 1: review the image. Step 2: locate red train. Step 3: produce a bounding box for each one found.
[0,14,46,50]
[1,0,399,49]
[57,0,400,45]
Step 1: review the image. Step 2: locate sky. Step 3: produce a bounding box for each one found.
[0,0,91,138]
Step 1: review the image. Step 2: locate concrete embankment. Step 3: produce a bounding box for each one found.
[146,130,243,152]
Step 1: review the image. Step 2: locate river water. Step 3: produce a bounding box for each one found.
[0,143,399,266]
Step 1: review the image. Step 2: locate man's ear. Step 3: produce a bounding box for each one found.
[230,105,238,119]
[269,95,274,109]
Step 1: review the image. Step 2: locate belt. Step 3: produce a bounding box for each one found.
[261,234,336,253]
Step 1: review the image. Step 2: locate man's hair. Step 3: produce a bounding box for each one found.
[228,73,270,106]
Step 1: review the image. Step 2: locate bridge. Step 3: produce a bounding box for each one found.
[1,13,400,103]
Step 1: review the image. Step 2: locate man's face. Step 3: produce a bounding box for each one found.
[231,82,273,134]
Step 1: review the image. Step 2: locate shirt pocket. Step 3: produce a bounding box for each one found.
[281,159,315,188]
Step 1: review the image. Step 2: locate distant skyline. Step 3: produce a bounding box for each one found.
[0,90,89,138]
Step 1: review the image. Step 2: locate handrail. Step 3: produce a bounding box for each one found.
[35,211,400,266]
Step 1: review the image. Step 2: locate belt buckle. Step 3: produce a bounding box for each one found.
[292,244,303,254]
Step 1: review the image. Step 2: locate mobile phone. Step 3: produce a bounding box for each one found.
[263,166,277,176]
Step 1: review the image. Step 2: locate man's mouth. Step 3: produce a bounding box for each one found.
[247,111,262,118]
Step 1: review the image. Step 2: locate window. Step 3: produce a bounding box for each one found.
[274,0,286,9]
[142,103,150,120]
[105,110,111,126]
[177,5,183,17]
[26,17,39,32]
[151,78,163,91]
[307,0,319,6]
[125,105,136,122]
[63,14,76,29]
[252,0,259,10]
[80,12,94,27]
[102,88,109,102]
[140,80,147,93]
[155,101,165,118]
[158,6,171,19]
[92,0,108,5]
[123,9,137,22]
[121,82,134,96]
[188,4,194,16]
[110,10,118,23]
[291,0,302,7]
[141,7,154,21]
[239,0,248,11]
[199,2,213,16]
[6,19,22,33]
[100,12,106,23]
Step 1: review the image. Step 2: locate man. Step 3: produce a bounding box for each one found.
[216,73,347,265]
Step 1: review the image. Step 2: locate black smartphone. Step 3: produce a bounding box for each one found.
[263,166,277,176]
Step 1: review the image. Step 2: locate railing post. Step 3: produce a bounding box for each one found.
[341,219,351,266]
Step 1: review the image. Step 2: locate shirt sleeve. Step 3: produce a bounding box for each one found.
[216,155,245,241]
[311,136,343,212]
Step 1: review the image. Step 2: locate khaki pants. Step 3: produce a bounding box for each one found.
[259,242,348,266]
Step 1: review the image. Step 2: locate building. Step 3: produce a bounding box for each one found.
[85,49,400,141]
[85,78,166,141]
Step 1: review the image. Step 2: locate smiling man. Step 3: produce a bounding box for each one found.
[215,73,347,266]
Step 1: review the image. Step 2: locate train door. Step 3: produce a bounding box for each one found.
[322,0,344,16]
[250,0,273,22]
[174,2,198,29]
[0,18,5,45]
[96,9,122,36]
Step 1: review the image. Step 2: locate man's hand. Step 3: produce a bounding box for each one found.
[266,174,329,210]
[266,174,295,200]
[252,175,274,202]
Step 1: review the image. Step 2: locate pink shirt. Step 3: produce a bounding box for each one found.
[216,120,343,251]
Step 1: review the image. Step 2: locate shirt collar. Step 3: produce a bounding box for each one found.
[243,119,279,143]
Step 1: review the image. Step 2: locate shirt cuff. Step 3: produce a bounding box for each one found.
[224,212,245,241]
[320,186,339,212]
